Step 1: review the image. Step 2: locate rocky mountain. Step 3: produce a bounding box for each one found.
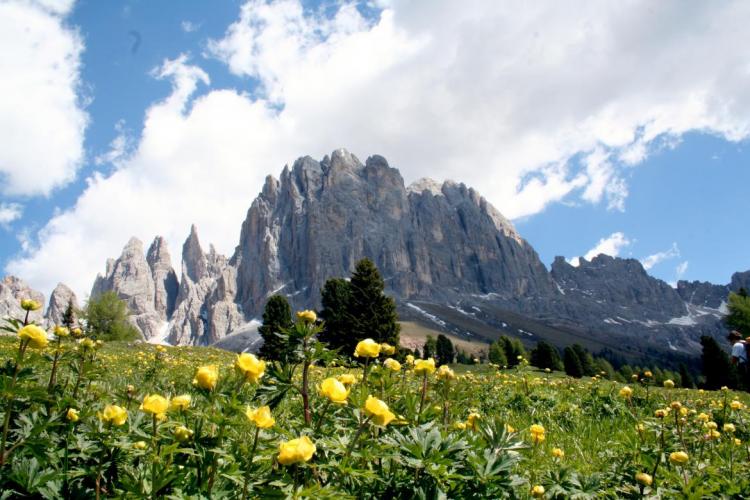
[46,283,78,326]
[7,149,744,364]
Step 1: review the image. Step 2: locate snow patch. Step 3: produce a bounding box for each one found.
[668,315,697,326]
[406,303,447,327]
[554,281,566,295]
[147,321,172,345]
[603,318,621,325]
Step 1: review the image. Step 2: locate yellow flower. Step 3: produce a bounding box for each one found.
[730,400,743,410]
[466,412,481,431]
[20,299,42,311]
[80,338,95,350]
[193,365,219,390]
[669,451,689,465]
[380,343,396,355]
[505,424,516,433]
[296,310,317,323]
[140,394,169,417]
[414,358,436,375]
[531,485,545,498]
[735,438,742,446]
[174,425,194,442]
[721,386,729,391]
[631,374,639,381]
[354,339,381,358]
[18,324,48,349]
[453,421,467,430]
[654,409,669,419]
[619,386,633,398]
[635,472,653,487]
[337,373,357,385]
[134,441,147,450]
[552,448,564,459]
[66,408,79,423]
[635,423,645,433]
[530,424,545,444]
[364,395,396,426]
[663,379,675,389]
[405,354,415,365]
[697,412,709,422]
[436,365,456,380]
[670,401,682,410]
[706,421,718,430]
[277,436,316,465]
[246,405,275,428]
[72,327,83,338]
[723,423,736,433]
[170,394,191,411]
[54,325,70,338]
[99,405,128,426]
[235,353,266,383]
[319,377,349,404]
[383,358,401,372]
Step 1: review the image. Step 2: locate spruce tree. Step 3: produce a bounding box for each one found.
[530,341,562,371]
[488,340,508,366]
[423,335,437,359]
[62,299,76,328]
[700,335,735,390]
[725,291,750,336]
[435,334,454,365]
[84,291,140,341]
[679,363,695,389]
[564,346,584,378]
[258,295,293,361]
[571,344,596,376]
[348,258,400,347]
[319,278,353,354]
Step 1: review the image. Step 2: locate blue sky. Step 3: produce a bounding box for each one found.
[1,0,749,300]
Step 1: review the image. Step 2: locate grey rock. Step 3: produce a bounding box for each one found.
[46,283,78,326]
[0,276,46,326]
[147,236,179,319]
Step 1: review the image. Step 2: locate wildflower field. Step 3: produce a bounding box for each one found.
[1,307,750,498]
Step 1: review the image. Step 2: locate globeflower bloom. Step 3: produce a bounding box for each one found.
[277,436,316,465]
[99,405,128,426]
[18,324,48,349]
[669,451,689,465]
[66,408,79,423]
[730,400,743,410]
[20,299,42,311]
[54,325,70,338]
[246,406,275,428]
[552,448,564,459]
[296,310,317,323]
[436,365,456,380]
[364,395,396,426]
[319,377,349,404]
[531,485,545,498]
[414,358,436,375]
[354,339,381,358]
[380,343,396,355]
[236,353,266,383]
[405,354,415,365]
[619,386,633,398]
[174,426,193,442]
[466,412,481,431]
[635,472,653,487]
[337,373,357,385]
[383,358,401,372]
[723,423,736,433]
[529,424,545,444]
[663,379,675,389]
[193,365,219,390]
[141,394,169,418]
[170,394,191,411]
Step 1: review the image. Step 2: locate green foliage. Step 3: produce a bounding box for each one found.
[318,278,353,354]
[726,291,750,336]
[423,335,437,359]
[62,300,76,329]
[497,336,526,367]
[258,295,294,361]
[700,335,736,390]
[348,258,400,347]
[564,346,584,378]
[571,344,596,376]
[435,334,454,365]
[530,341,563,371]
[487,341,508,366]
[83,291,140,341]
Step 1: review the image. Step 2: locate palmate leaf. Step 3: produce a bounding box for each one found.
[0,317,23,334]
[256,361,296,409]
[7,456,60,497]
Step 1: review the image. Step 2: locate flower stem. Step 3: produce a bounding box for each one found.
[242,427,260,500]
[417,373,428,423]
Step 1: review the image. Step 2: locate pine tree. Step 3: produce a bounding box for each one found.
[83,291,140,341]
[435,334,454,365]
[530,341,563,371]
[488,341,508,366]
[564,346,584,378]
[700,336,736,390]
[725,291,750,336]
[679,363,695,389]
[318,278,353,354]
[499,336,526,366]
[423,335,437,359]
[572,344,596,376]
[62,299,76,328]
[258,295,294,361]
[348,258,400,347]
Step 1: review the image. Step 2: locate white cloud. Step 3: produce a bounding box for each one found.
[0,0,87,196]
[676,261,689,279]
[570,232,631,266]
[0,203,23,229]
[8,0,750,298]
[640,243,680,270]
[181,20,199,33]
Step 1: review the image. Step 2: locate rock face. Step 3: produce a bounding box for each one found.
[91,236,179,340]
[85,149,749,356]
[0,276,46,325]
[46,283,79,326]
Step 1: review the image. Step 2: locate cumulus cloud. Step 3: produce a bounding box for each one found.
[8,0,750,298]
[675,261,689,279]
[570,232,632,266]
[0,203,23,229]
[641,243,680,270]
[0,0,87,196]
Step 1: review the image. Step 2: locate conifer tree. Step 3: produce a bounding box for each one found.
[700,335,736,390]
[530,341,563,371]
[62,299,76,329]
[725,291,750,336]
[423,335,437,359]
[319,278,353,354]
[259,295,294,361]
[435,334,454,365]
[563,346,584,378]
[488,340,508,366]
[348,258,400,347]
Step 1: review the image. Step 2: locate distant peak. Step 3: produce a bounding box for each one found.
[407,177,443,196]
